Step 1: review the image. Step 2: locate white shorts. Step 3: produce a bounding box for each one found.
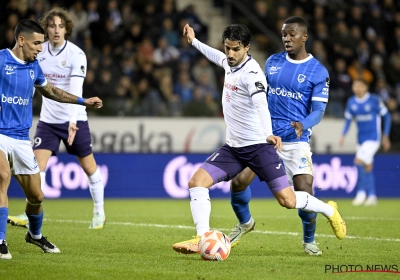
[355,140,380,165]
[0,134,39,175]
[277,142,313,186]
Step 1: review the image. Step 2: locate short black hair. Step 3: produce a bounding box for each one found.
[222,24,251,47]
[14,19,44,41]
[283,16,308,33]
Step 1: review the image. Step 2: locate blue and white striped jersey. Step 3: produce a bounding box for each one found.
[265,52,329,142]
[344,93,389,144]
[0,49,47,140]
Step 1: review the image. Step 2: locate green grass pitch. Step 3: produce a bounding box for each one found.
[1,198,399,279]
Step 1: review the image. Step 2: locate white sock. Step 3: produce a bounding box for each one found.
[40,172,46,190]
[189,187,211,236]
[88,168,105,215]
[294,191,334,217]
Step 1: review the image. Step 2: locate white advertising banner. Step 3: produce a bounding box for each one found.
[30,117,357,153]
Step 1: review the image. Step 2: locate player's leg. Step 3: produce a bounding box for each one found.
[250,144,346,241]
[229,167,256,247]
[12,140,60,253]
[77,153,105,229]
[70,121,105,229]
[0,148,12,259]
[173,145,244,254]
[353,141,379,206]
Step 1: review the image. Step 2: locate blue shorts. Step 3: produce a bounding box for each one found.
[201,143,289,194]
[33,121,93,157]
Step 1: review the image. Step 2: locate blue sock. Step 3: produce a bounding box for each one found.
[0,207,8,240]
[298,210,317,243]
[356,165,366,192]
[365,171,376,196]
[27,210,44,236]
[230,187,251,224]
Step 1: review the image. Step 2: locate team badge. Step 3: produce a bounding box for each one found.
[297,74,306,83]
[364,104,371,112]
[61,60,66,67]
[30,70,34,80]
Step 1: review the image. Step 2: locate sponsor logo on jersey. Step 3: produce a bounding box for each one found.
[355,114,373,121]
[1,94,29,105]
[80,65,85,74]
[224,82,238,91]
[322,87,329,95]
[325,77,330,87]
[44,73,66,79]
[269,66,281,75]
[255,81,265,90]
[297,74,306,83]
[269,87,303,100]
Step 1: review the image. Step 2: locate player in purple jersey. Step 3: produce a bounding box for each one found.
[228,17,335,256]
[172,23,345,255]
[0,19,102,259]
[8,8,106,230]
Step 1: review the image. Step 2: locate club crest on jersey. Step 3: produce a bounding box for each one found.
[61,60,66,67]
[364,104,371,112]
[297,74,306,83]
[30,70,34,80]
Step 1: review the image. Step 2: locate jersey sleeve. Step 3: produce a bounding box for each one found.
[70,51,87,78]
[34,62,47,87]
[311,64,329,103]
[242,65,268,97]
[378,97,389,116]
[344,98,354,120]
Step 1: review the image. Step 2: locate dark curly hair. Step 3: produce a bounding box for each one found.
[38,7,74,39]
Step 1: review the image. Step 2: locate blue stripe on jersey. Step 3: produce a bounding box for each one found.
[0,49,46,140]
[344,93,387,144]
[265,52,329,142]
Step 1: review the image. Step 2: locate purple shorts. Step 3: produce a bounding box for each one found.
[33,121,93,157]
[201,143,289,194]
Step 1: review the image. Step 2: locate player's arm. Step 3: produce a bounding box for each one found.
[339,101,353,147]
[379,99,392,151]
[36,82,102,108]
[183,23,226,67]
[292,101,326,138]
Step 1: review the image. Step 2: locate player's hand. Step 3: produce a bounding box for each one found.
[291,121,304,139]
[68,122,79,145]
[183,23,195,44]
[267,135,283,152]
[84,97,103,108]
[339,136,345,147]
[382,135,391,152]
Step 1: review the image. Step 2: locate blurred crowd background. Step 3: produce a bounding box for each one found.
[1,0,399,146]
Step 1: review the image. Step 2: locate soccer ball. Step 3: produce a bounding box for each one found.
[199,230,231,261]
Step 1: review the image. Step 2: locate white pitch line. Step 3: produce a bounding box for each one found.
[44,219,400,242]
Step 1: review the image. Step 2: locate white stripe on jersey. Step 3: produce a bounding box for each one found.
[38,41,88,123]
[192,39,271,147]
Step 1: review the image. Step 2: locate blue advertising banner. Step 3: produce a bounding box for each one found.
[7,154,400,198]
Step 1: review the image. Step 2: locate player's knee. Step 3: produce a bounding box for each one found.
[277,197,296,209]
[26,193,44,206]
[0,170,11,187]
[230,176,247,192]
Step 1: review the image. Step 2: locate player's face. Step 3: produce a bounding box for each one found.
[281,23,307,58]
[352,80,368,97]
[21,32,44,62]
[224,39,250,67]
[46,16,67,47]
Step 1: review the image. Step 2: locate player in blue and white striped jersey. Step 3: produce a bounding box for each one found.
[0,19,102,259]
[229,16,332,256]
[339,78,391,206]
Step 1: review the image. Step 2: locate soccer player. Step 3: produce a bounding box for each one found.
[7,8,106,230]
[172,23,346,255]
[0,19,102,259]
[227,16,330,256]
[339,78,391,206]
